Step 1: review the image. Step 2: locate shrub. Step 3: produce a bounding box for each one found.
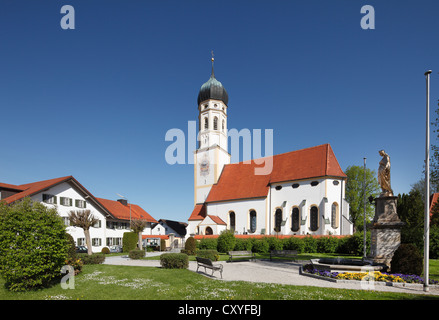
[283,237,305,253]
[184,236,197,255]
[160,253,189,269]
[101,247,110,254]
[197,249,220,261]
[198,238,218,250]
[430,226,439,259]
[234,238,253,251]
[266,237,283,251]
[0,198,68,291]
[129,249,145,259]
[317,236,339,253]
[65,233,77,259]
[64,257,83,276]
[123,232,138,253]
[303,236,318,253]
[217,230,236,253]
[391,243,423,275]
[77,253,105,264]
[252,239,269,254]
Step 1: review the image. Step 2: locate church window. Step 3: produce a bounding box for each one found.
[205,227,213,235]
[275,186,282,191]
[291,207,300,232]
[229,211,235,232]
[249,210,257,233]
[274,209,282,233]
[222,120,225,132]
[292,183,300,189]
[333,180,339,186]
[204,117,208,130]
[331,202,339,229]
[214,117,218,130]
[310,206,318,231]
[311,181,319,187]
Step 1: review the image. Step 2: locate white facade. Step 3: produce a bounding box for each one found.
[30,181,153,253]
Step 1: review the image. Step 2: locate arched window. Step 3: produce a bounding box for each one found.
[222,120,225,132]
[229,211,235,232]
[205,227,213,235]
[331,202,339,229]
[310,206,318,232]
[274,209,282,233]
[214,117,218,130]
[291,207,300,232]
[249,210,257,233]
[204,117,208,130]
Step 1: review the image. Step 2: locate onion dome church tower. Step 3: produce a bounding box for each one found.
[194,55,231,205]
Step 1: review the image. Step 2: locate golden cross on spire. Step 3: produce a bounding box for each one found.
[210,50,215,77]
[211,50,214,62]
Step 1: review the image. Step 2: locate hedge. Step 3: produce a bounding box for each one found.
[123,232,138,253]
[194,232,371,255]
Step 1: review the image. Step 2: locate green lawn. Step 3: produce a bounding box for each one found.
[0,264,437,300]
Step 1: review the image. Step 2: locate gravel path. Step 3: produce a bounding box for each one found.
[103,255,439,297]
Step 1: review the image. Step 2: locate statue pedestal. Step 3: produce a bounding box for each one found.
[368,197,404,268]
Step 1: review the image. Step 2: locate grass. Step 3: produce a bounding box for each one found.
[0,264,438,300]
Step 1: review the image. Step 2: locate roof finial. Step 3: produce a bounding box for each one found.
[211,50,215,78]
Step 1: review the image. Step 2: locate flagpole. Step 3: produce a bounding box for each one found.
[424,70,432,292]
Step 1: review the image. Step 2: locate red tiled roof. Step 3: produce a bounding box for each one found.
[95,197,157,223]
[142,235,169,240]
[189,203,207,221]
[1,176,73,204]
[0,182,25,191]
[207,215,226,225]
[206,144,346,203]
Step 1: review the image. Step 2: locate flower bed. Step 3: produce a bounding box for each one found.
[302,264,438,285]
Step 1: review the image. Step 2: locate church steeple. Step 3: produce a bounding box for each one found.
[193,55,231,205]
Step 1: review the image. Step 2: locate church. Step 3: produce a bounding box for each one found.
[187,59,353,237]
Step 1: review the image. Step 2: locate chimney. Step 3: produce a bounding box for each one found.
[117,199,128,206]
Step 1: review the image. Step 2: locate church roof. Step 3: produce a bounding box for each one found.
[205,144,346,203]
[189,203,207,221]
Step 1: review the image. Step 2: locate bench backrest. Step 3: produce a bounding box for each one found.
[228,251,252,255]
[271,250,297,255]
[196,256,213,266]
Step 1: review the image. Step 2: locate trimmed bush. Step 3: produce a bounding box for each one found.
[391,243,423,275]
[129,249,145,259]
[160,253,189,269]
[184,236,197,255]
[197,249,220,261]
[0,198,69,291]
[101,247,110,254]
[77,253,105,265]
[217,230,236,253]
[123,232,138,253]
[266,237,283,251]
[65,233,77,259]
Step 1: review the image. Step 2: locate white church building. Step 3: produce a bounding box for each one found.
[188,61,353,237]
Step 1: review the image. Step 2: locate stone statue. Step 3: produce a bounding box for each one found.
[378,150,393,197]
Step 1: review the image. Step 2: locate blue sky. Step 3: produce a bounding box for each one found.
[1,0,438,222]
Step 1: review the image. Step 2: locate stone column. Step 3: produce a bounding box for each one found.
[369,196,404,268]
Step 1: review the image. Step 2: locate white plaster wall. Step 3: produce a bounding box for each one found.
[206,198,266,235]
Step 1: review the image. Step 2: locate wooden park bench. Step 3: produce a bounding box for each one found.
[195,257,223,279]
[270,250,298,261]
[228,250,255,262]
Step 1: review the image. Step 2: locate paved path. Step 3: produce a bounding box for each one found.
[103,255,439,297]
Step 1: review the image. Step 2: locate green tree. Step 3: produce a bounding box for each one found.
[0,198,68,291]
[345,165,380,231]
[430,101,439,192]
[397,190,424,250]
